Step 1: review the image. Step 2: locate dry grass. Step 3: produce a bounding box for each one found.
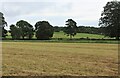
[0,42,2,77]
[2,42,118,76]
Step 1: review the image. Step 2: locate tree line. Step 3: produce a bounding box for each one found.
[1,1,120,40]
[2,19,102,40]
[2,19,77,40]
[54,26,102,34]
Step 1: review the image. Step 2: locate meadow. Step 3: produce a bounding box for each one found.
[5,31,118,44]
[2,42,118,76]
[53,31,106,39]
[6,31,107,39]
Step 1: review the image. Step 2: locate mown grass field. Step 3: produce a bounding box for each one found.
[2,42,118,76]
[53,31,106,39]
[6,31,108,39]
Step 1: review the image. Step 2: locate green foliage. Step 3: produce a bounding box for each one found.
[35,21,54,40]
[16,20,34,39]
[99,1,120,40]
[0,12,7,27]
[77,26,101,34]
[2,27,7,38]
[53,26,64,32]
[64,19,77,39]
[0,12,7,38]
[53,26,60,32]
[10,24,21,39]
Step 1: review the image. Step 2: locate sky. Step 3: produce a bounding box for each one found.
[0,0,117,29]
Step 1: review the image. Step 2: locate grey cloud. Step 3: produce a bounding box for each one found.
[2,2,71,18]
[1,0,111,28]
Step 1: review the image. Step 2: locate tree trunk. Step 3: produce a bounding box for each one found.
[22,36,24,40]
[29,35,32,40]
[116,36,119,40]
[70,35,72,40]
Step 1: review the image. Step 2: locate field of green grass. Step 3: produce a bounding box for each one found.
[2,42,118,76]
[4,31,118,44]
[53,31,106,39]
[6,31,108,39]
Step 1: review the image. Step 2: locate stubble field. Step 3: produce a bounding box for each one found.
[2,42,118,76]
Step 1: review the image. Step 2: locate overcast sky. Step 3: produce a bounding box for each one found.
[0,0,117,29]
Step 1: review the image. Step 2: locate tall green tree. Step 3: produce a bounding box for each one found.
[64,19,77,39]
[0,12,7,38]
[2,28,7,38]
[35,21,54,40]
[10,24,21,39]
[16,20,34,39]
[99,1,120,40]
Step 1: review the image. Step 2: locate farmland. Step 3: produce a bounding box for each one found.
[53,31,105,39]
[1,0,120,76]
[4,32,118,44]
[2,42,118,76]
[6,31,107,39]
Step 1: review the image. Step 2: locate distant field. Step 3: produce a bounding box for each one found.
[2,42,118,76]
[6,31,108,39]
[53,31,106,39]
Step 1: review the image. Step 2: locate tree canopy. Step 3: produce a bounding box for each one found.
[16,20,34,39]
[35,21,54,40]
[10,24,21,39]
[99,1,120,40]
[64,19,77,39]
[0,12,7,38]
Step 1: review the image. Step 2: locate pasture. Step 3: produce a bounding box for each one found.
[6,31,108,39]
[2,42,118,76]
[53,31,106,39]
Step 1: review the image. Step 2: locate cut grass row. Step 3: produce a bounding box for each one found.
[2,39,119,44]
[2,42,118,76]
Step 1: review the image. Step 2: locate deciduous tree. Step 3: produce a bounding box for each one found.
[99,1,120,40]
[16,20,34,39]
[35,21,54,40]
[64,19,77,39]
[0,12,7,38]
[10,24,21,39]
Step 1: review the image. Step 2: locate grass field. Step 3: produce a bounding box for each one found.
[53,31,106,39]
[2,42,118,76]
[6,31,108,39]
